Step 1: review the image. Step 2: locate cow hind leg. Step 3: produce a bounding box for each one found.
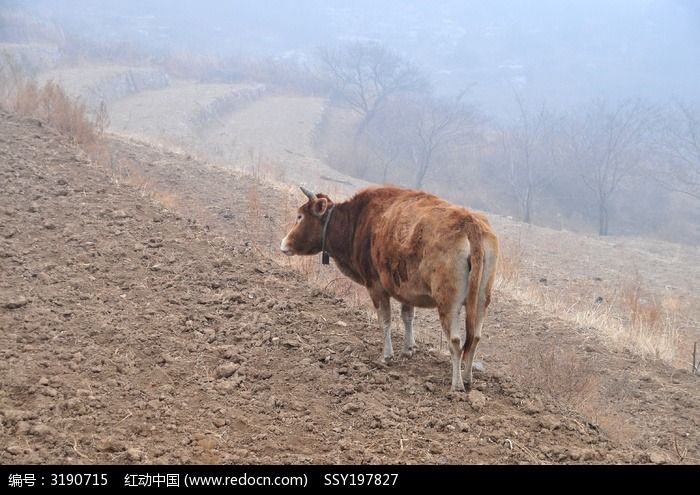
[462,313,482,388]
[463,244,497,387]
[438,306,464,392]
[369,288,393,363]
[401,304,417,357]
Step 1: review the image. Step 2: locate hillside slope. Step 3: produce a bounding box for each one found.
[107,127,700,465]
[1,112,696,464]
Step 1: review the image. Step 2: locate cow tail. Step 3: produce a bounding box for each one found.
[463,244,484,355]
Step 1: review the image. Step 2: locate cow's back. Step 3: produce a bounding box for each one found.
[353,187,491,308]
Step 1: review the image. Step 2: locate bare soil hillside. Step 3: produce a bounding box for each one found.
[1,112,697,464]
[107,128,700,465]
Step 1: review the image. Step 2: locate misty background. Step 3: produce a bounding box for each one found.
[7,0,700,115]
[1,0,699,242]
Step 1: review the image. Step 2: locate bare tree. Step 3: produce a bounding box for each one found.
[408,93,480,189]
[319,42,427,139]
[566,99,655,235]
[364,115,406,184]
[498,93,558,223]
[656,101,700,200]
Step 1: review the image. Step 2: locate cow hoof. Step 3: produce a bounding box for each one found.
[402,345,418,358]
[379,355,393,365]
[447,390,467,401]
[461,371,475,385]
[450,380,467,393]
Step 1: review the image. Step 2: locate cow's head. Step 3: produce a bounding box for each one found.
[280,186,334,256]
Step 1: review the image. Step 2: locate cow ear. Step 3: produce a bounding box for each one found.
[312,198,328,217]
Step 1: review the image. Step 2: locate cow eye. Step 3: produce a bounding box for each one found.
[297,214,302,222]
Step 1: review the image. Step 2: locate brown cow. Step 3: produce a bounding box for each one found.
[280,186,499,392]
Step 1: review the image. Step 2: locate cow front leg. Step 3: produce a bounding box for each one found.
[369,289,393,363]
[401,304,417,357]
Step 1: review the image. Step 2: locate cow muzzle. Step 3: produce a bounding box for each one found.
[280,237,294,256]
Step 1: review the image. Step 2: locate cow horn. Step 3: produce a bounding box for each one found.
[300,185,317,201]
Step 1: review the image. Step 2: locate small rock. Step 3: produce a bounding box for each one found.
[215,363,240,379]
[5,446,23,456]
[203,328,216,343]
[16,421,31,434]
[42,387,58,397]
[429,444,443,454]
[98,437,125,453]
[39,377,49,386]
[538,416,560,431]
[649,452,666,464]
[522,400,542,415]
[214,380,237,393]
[157,354,174,365]
[341,402,362,414]
[3,296,28,309]
[472,360,486,372]
[30,424,54,437]
[126,448,142,461]
[133,243,145,251]
[335,321,348,327]
[223,351,246,363]
[467,390,486,410]
[113,210,131,219]
[582,449,596,461]
[424,381,436,392]
[213,418,227,428]
[43,222,56,230]
[457,421,470,432]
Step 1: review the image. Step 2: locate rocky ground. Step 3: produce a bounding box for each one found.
[1,112,697,464]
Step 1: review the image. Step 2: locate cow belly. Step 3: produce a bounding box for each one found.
[391,291,437,308]
[374,252,437,307]
[382,275,437,308]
